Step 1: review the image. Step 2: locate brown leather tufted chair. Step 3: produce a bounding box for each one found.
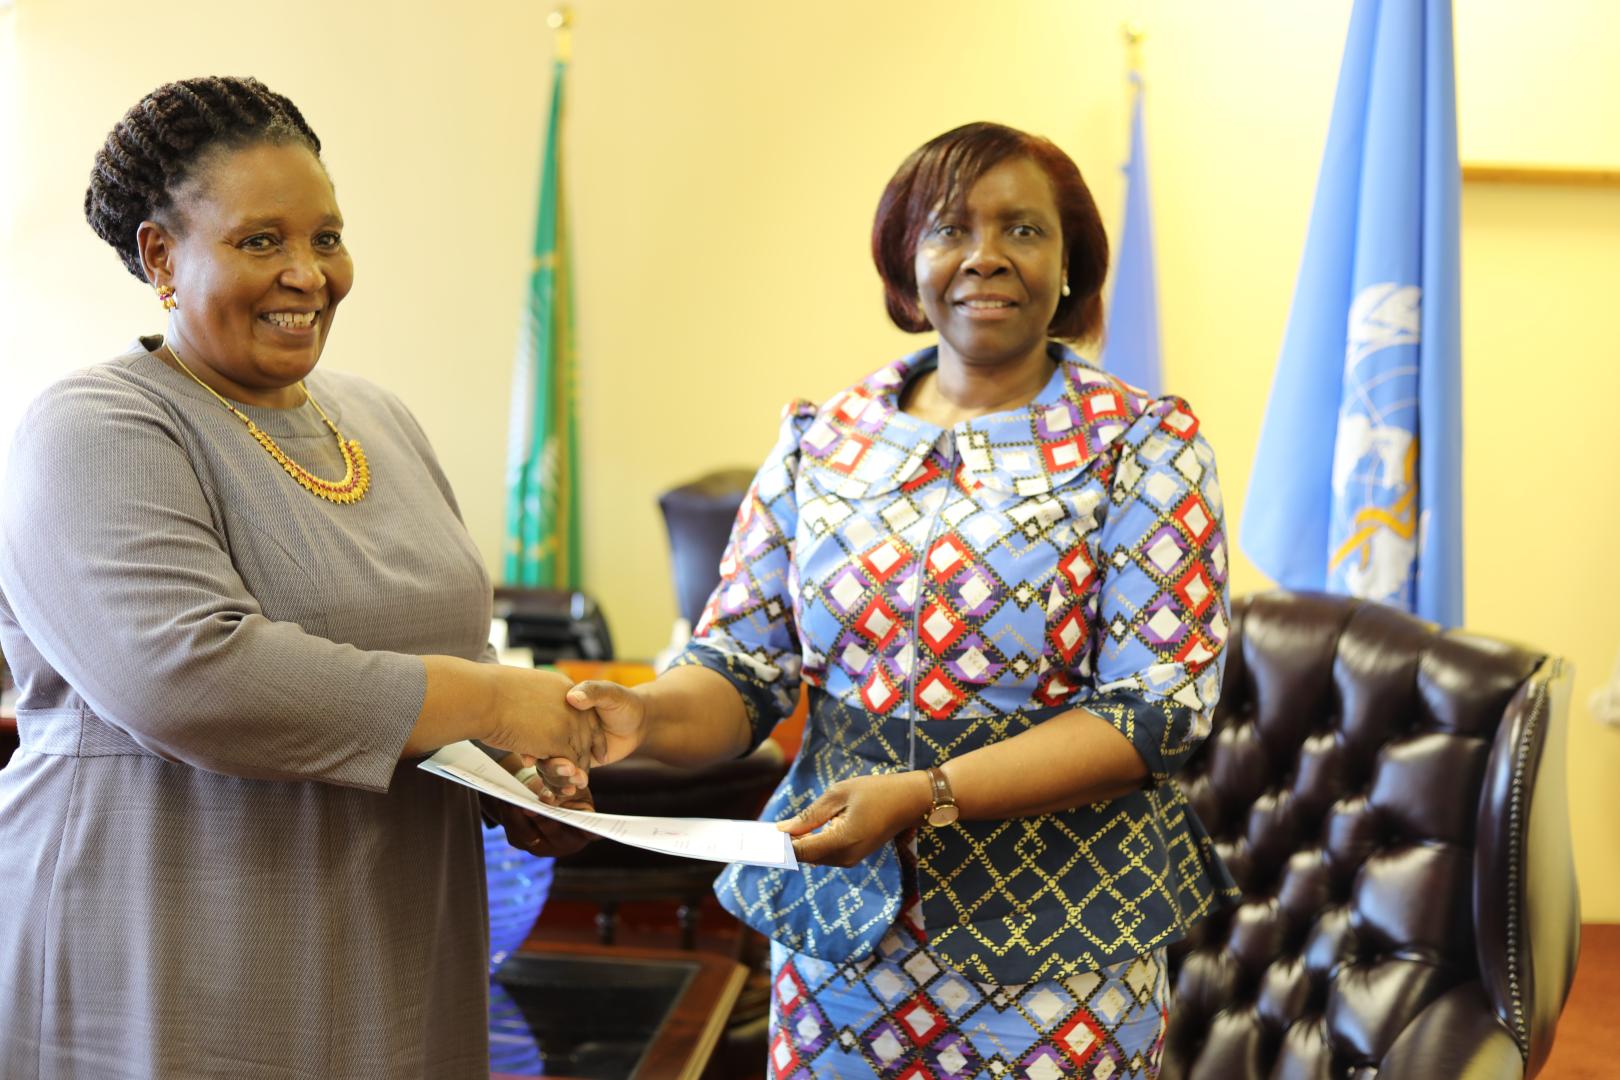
[1165,591,1579,1080]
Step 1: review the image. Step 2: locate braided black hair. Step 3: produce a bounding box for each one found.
[85,76,322,280]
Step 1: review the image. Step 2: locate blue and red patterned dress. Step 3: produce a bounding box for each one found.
[678,345,1236,1079]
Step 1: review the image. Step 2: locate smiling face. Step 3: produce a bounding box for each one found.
[140,141,352,407]
[913,155,1067,375]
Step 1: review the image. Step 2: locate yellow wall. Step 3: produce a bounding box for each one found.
[2,0,1617,917]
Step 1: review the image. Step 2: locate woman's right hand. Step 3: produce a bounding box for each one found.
[481,667,603,782]
[564,681,648,767]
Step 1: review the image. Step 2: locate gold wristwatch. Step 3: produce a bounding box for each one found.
[923,766,959,826]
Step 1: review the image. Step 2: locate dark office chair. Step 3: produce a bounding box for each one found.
[1165,591,1579,1080]
[657,468,756,630]
[546,466,775,945]
[547,745,788,949]
[547,470,781,1074]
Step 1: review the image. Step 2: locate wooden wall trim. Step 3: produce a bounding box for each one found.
[1463,163,1620,188]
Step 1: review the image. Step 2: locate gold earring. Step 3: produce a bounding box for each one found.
[157,284,178,312]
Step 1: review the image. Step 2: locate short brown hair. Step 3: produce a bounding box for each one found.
[871,122,1108,344]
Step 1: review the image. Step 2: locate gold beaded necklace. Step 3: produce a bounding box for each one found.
[163,342,371,505]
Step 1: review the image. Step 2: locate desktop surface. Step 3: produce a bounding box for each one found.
[490,942,745,1080]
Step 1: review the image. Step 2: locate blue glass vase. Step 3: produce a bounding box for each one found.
[483,823,554,973]
[488,980,545,1075]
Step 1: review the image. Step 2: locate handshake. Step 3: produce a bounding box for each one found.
[476,667,645,855]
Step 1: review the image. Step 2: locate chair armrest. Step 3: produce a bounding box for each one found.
[1378,983,1524,1080]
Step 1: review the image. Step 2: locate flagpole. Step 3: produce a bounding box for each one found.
[1122,22,1144,76]
[548,2,580,590]
[1098,20,1163,395]
[548,5,572,63]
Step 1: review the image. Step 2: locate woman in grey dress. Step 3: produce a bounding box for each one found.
[0,77,593,1079]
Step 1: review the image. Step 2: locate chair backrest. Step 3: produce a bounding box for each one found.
[1165,591,1578,1078]
[548,741,789,951]
[657,469,754,629]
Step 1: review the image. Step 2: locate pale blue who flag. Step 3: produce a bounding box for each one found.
[1240,0,1463,626]
[1099,73,1162,397]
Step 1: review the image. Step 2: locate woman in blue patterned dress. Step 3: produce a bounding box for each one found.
[568,122,1237,1080]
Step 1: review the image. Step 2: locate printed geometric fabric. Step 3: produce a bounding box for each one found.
[715,692,909,964]
[681,344,1227,779]
[767,893,1169,1080]
[713,691,1235,982]
[681,344,1235,980]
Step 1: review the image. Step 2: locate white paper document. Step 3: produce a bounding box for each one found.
[419,741,798,871]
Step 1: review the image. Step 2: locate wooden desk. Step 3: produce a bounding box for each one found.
[489,941,745,1080]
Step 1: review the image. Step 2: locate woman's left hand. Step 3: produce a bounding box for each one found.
[779,771,934,867]
[488,791,596,858]
[488,753,597,858]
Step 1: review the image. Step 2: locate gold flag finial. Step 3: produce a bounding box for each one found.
[548,5,573,63]
[1122,22,1145,76]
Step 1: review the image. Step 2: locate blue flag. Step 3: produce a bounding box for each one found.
[1099,73,1162,396]
[1240,0,1462,626]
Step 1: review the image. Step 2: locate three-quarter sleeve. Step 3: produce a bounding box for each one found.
[673,401,815,750]
[1085,397,1229,780]
[0,374,426,790]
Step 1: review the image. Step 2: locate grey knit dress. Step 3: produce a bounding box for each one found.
[0,339,496,1079]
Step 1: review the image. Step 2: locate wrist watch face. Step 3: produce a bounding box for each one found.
[925,766,959,826]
